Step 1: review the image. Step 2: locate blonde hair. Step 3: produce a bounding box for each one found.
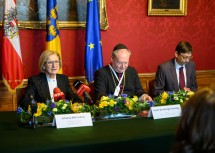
[39,50,62,73]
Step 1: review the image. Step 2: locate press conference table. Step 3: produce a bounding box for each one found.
[0,112,179,153]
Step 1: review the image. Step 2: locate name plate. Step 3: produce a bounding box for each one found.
[54,112,93,129]
[148,104,181,119]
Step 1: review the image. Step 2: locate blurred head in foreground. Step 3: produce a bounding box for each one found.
[172,87,215,153]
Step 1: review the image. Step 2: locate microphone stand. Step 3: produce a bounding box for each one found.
[30,95,37,129]
[83,92,93,105]
[32,116,36,129]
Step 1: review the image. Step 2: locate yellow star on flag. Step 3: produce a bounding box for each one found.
[88,43,94,50]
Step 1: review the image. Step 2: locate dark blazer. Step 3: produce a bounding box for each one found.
[19,73,82,110]
[153,58,198,97]
[94,65,146,101]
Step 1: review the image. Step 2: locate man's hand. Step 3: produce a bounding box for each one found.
[184,87,190,91]
[141,94,153,102]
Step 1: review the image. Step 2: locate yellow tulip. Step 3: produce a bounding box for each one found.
[71,103,83,112]
[34,110,42,117]
[161,99,166,104]
[99,101,109,108]
[109,100,116,107]
[100,96,109,101]
[161,92,168,99]
[131,96,138,102]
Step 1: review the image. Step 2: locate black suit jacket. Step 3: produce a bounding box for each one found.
[94,65,146,101]
[153,58,198,97]
[19,73,82,110]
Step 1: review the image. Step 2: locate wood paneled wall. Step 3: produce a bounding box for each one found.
[0,70,215,111]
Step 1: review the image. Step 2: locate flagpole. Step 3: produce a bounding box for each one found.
[46,0,63,74]
[2,0,24,94]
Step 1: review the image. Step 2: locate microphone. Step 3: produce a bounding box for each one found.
[53,87,65,102]
[30,95,37,114]
[73,80,93,104]
[30,95,37,128]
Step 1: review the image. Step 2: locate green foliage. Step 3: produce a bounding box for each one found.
[152,90,195,106]
[17,90,195,124]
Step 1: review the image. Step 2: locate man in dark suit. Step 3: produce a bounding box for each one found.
[153,41,198,97]
[94,43,152,102]
[19,50,82,110]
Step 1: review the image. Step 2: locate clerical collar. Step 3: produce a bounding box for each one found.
[109,64,125,82]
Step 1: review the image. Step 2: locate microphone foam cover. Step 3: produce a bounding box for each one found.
[73,80,83,90]
[53,87,61,94]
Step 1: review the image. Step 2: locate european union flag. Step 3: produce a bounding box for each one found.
[85,0,103,83]
[46,0,63,73]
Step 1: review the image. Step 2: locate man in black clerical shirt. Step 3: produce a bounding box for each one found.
[94,43,152,102]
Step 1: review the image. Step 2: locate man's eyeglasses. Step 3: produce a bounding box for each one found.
[45,60,60,65]
[179,53,193,60]
[114,59,129,66]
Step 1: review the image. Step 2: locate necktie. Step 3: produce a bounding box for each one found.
[179,67,185,90]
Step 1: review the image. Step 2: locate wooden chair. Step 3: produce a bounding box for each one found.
[148,79,155,98]
[16,87,26,107]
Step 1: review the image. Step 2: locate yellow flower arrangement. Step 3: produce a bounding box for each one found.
[16,100,92,125]
[34,103,47,117]
[97,94,146,117]
[153,90,195,106]
[17,90,195,125]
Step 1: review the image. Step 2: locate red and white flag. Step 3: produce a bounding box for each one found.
[2,0,24,94]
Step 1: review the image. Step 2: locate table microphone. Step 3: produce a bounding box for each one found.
[73,80,93,104]
[53,87,65,102]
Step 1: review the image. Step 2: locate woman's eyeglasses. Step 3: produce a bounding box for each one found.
[45,60,60,65]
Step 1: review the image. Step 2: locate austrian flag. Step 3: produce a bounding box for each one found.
[2,0,24,94]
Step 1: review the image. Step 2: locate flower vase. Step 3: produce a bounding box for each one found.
[17,115,31,126]
[99,113,135,120]
[34,116,54,127]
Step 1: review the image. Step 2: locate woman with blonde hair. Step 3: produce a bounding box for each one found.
[19,50,82,110]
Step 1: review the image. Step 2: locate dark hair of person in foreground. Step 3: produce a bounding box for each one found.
[172,87,215,153]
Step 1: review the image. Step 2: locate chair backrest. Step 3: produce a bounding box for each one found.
[148,79,155,98]
[16,87,26,106]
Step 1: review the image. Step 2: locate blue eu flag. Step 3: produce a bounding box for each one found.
[85,0,103,83]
